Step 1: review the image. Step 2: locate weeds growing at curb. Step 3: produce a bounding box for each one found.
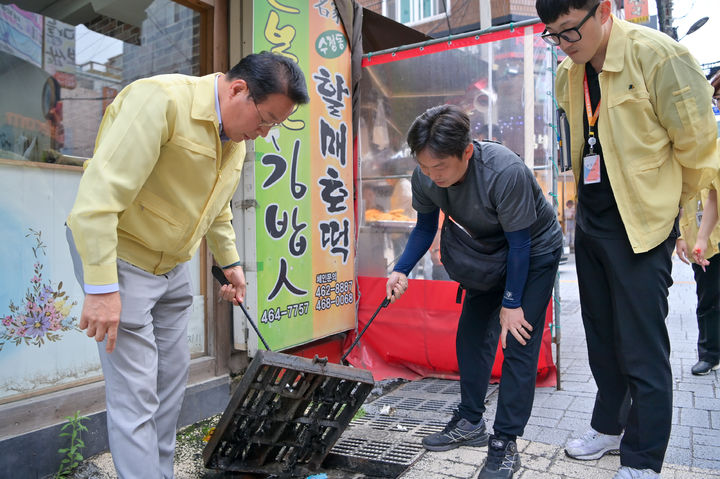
[56,411,89,478]
[353,407,366,420]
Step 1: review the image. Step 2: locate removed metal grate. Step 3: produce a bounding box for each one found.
[203,350,374,478]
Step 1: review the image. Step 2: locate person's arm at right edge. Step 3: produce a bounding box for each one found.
[66,81,173,352]
[693,188,718,268]
[386,209,439,302]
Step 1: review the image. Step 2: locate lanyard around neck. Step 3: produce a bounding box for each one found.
[583,70,600,130]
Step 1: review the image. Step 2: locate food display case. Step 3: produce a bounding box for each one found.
[357,158,439,279]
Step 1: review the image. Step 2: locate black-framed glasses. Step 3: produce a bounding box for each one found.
[250,95,282,128]
[541,3,600,46]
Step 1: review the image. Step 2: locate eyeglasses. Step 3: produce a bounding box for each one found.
[541,3,600,46]
[251,96,282,128]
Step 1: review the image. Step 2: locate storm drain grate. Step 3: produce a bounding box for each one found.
[325,378,491,477]
[417,399,453,412]
[348,414,448,439]
[330,437,423,463]
[401,378,462,395]
[203,350,374,478]
[324,437,425,477]
[414,421,449,438]
[348,415,424,431]
[370,395,458,414]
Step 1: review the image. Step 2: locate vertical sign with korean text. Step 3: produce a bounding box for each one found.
[253,0,354,350]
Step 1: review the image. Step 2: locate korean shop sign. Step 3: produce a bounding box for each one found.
[253,0,354,350]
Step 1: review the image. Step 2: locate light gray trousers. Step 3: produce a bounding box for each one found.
[67,228,192,479]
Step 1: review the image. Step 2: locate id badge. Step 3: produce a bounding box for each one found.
[583,154,601,185]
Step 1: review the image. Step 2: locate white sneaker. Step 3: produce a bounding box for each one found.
[613,466,660,478]
[565,428,622,460]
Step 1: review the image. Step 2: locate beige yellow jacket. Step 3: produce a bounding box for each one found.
[67,74,246,285]
[556,16,719,253]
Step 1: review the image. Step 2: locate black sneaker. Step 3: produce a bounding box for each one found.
[477,435,521,479]
[691,360,720,376]
[422,410,489,451]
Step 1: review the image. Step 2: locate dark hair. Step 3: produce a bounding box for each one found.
[535,0,599,24]
[406,105,471,160]
[227,51,310,105]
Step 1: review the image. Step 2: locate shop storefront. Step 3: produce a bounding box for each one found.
[0,1,560,476]
[0,1,232,476]
[1,0,361,475]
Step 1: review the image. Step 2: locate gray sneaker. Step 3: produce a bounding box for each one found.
[613,466,660,478]
[422,410,489,451]
[565,428,621,460]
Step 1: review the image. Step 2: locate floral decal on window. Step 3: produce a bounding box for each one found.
[1,229,79,350]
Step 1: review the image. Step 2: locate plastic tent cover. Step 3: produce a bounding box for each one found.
[350,22,557,387]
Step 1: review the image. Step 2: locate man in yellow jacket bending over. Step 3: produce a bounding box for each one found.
[66,52,309,478]
[536,1,719,478]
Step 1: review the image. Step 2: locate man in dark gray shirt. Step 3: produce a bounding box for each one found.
[386,105,562,479]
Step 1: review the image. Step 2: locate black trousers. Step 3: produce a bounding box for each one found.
[456,247,561,437]
[692,254,720,364]
[575,226,674,473]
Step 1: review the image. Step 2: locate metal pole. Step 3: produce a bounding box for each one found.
[656,0,677,40]
[479,0,492,30]
[549,45,562,391]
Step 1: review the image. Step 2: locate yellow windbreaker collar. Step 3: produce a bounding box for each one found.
[191,74,219,124]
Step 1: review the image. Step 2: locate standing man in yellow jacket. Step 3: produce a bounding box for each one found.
[677,188,720,375]
[535,1,719,478]
[65,52,309,478]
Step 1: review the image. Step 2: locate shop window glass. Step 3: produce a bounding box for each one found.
[0,0,205,403]
[0,0,200,165]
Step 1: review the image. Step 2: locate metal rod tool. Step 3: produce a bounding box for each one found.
[211,265,271,351]
[341,296,390,362]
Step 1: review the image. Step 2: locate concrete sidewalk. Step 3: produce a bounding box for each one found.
[388,254,720,478]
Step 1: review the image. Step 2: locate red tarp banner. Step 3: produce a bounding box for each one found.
[344,276,557,387]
